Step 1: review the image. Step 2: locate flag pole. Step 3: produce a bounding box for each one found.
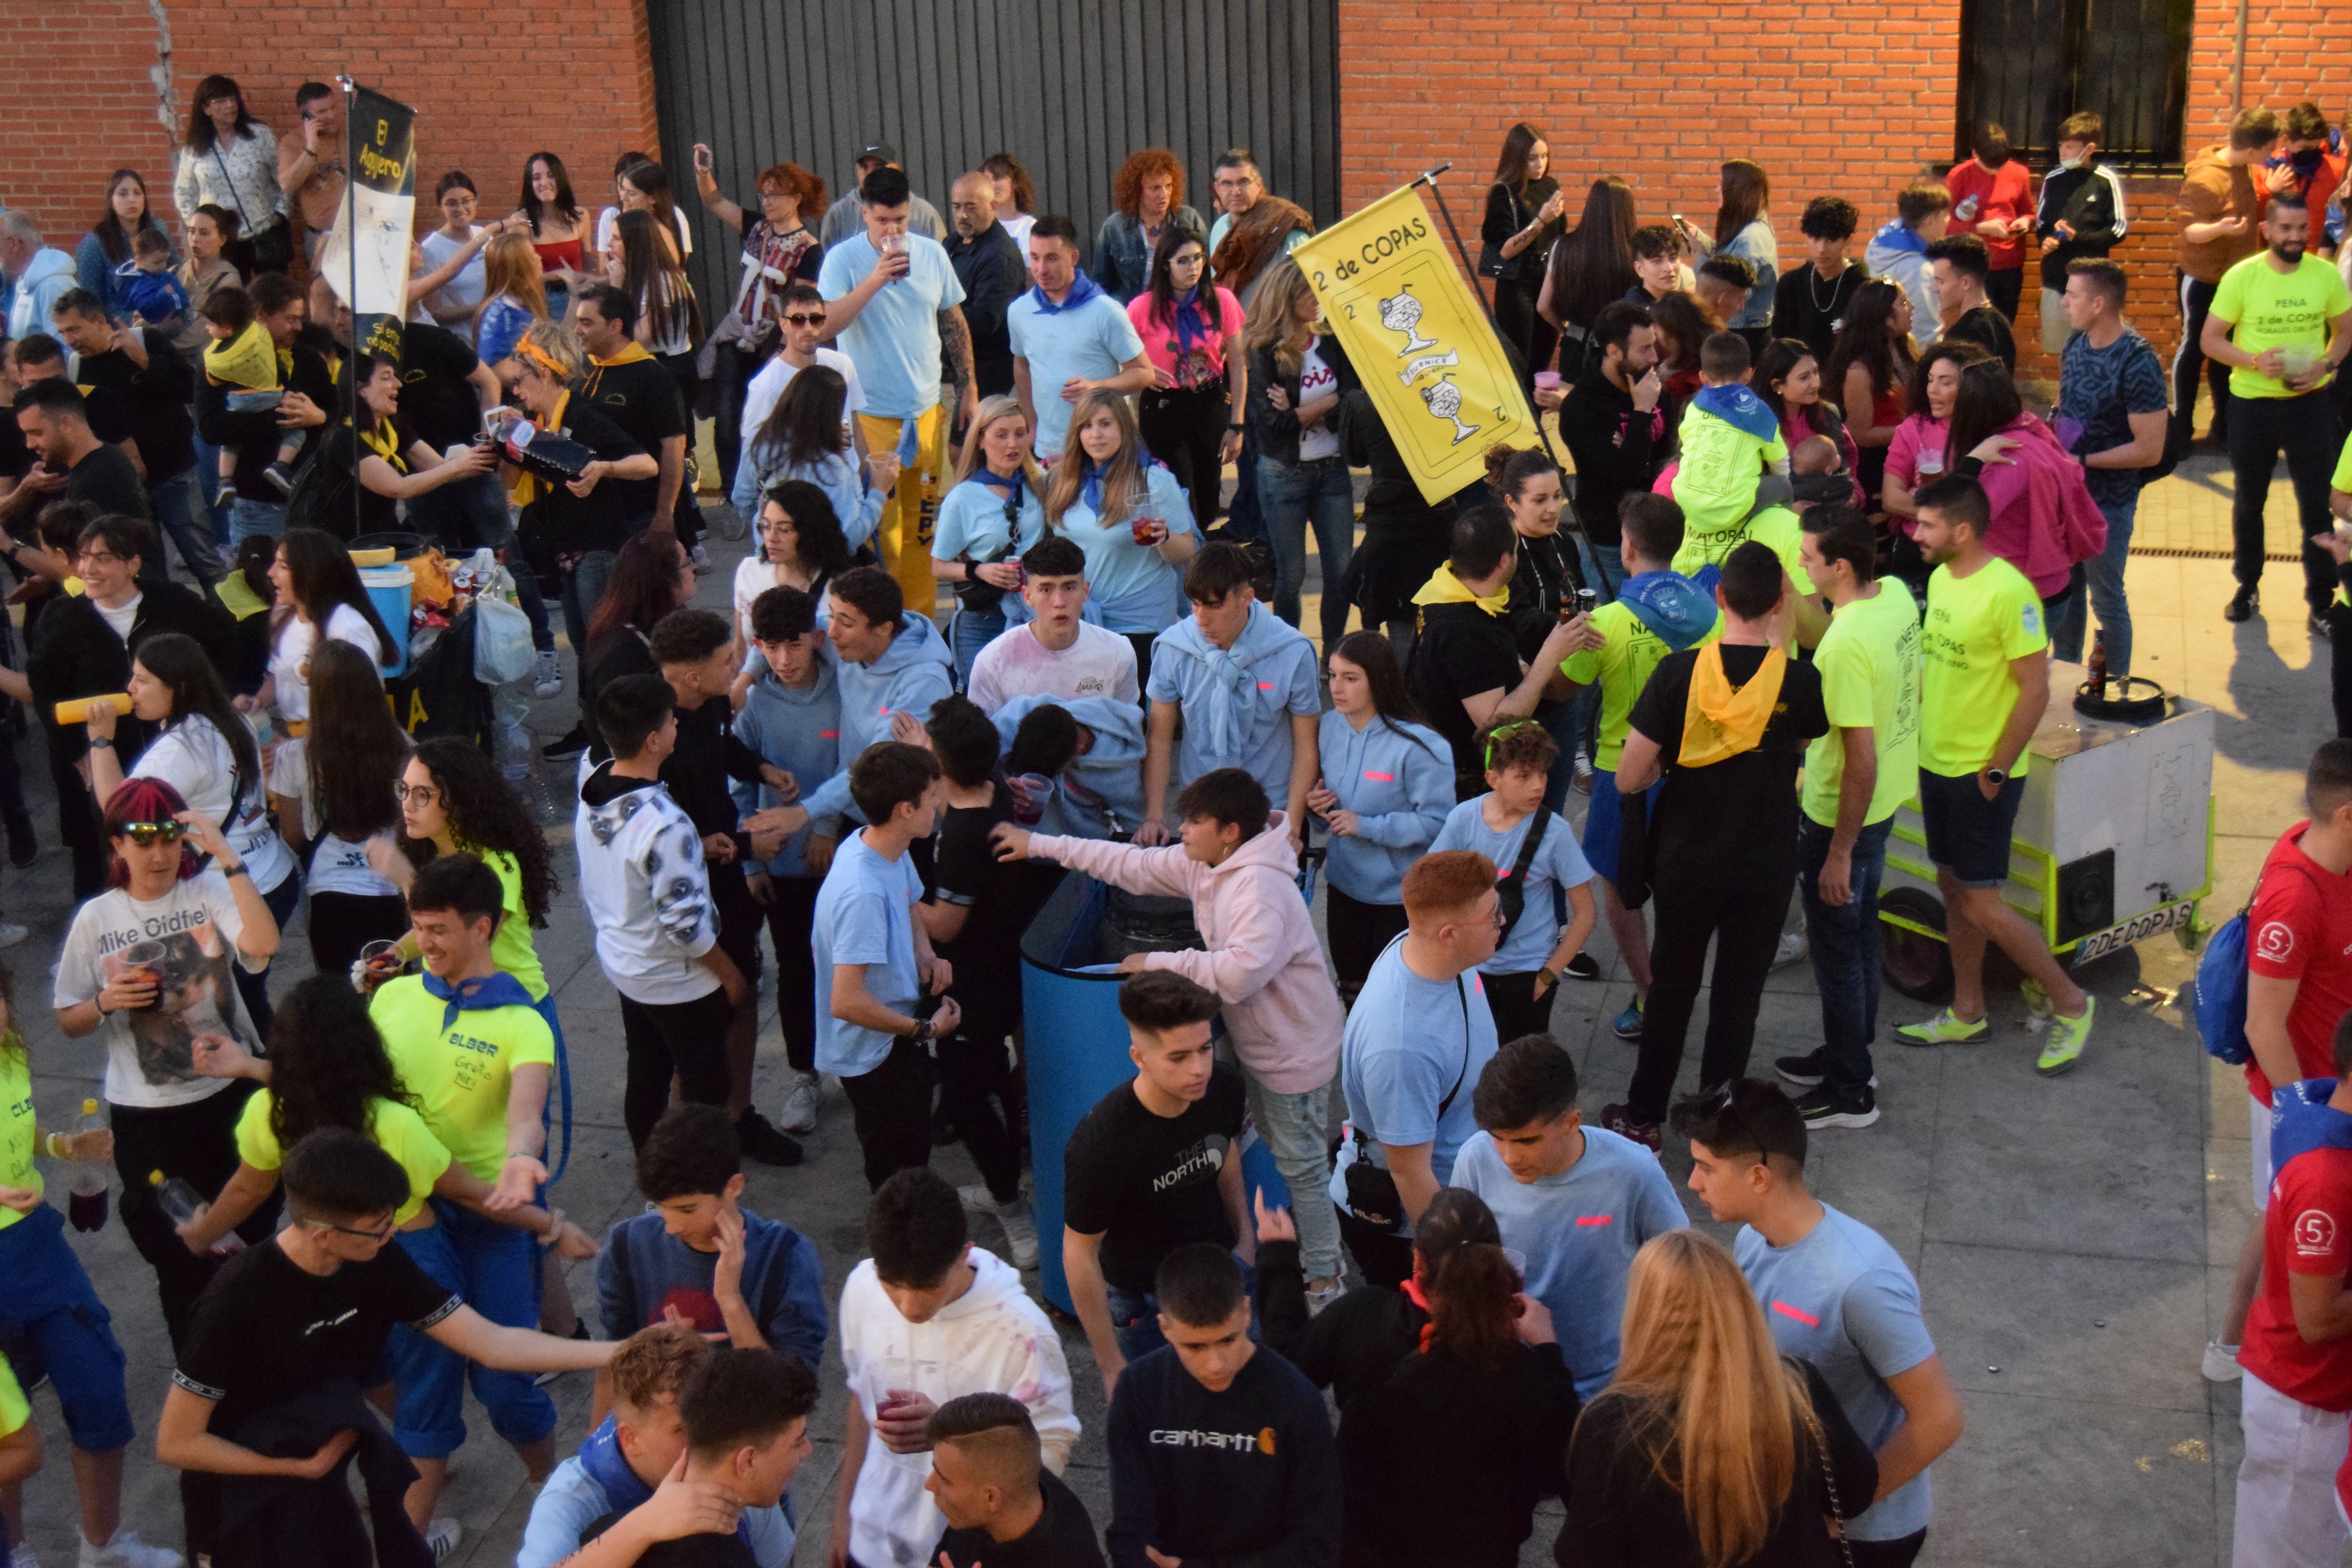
[338,73,359,545]
[1409,161,1560,466]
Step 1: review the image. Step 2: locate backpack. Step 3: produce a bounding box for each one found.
[281,425,358,541]
[2192,862,2312,1065]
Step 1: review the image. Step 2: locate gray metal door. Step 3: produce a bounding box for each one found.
[647,0,1341,315]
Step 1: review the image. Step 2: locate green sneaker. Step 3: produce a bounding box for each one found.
[1895,1008,1989,1047]
[2036,996,2096,1075]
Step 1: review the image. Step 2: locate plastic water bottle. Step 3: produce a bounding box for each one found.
[151,1169,242,1256]
[67,1099,108,1233]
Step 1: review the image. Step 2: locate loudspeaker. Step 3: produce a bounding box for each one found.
[2055,848,2115,945]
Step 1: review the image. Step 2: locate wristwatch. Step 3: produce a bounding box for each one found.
[1984,766,2008,786]
[1227,422,1244,433]
[903,1018,935,1048]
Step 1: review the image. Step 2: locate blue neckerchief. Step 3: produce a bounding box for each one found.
[1028,270,1105,315]
[1616,570,1718,650]
[1080,457,1107,513]
[2272,1078,2352,1170]
[965,466,1027,546]
[1869,216,1929,258]
[577,1416,759,1548]
[1172,283,1214,369]
[1691,383,1781,442]
[420,969,537,1033]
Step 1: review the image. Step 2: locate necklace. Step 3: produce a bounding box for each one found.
[1809,263,1844,314]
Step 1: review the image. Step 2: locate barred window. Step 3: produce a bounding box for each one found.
[1956,0,2194,172]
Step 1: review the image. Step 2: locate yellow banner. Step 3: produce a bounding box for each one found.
[1292,185,1538,505]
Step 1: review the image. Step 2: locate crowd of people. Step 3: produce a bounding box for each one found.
[2,70,2352,1568]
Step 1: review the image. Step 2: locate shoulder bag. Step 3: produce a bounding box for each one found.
[1341,939,1472,1231]
[1477,183,1526,282]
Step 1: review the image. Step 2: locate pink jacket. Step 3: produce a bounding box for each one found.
[1032,814,1342,1093]
[1975,412,2108,597]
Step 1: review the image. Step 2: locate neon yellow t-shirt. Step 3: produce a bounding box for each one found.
[370,976,555,1183]
[2211,251,2352,400]
[233,1089,453,1225]
[1671,405,1789,537]
[0,1355,27,1440]
[1562,600,1725,771]
[1920,555,2047,777]
[470,847,549,1003]
[1671,505,1816,596]
[0,1038,38,1234]
[1802,586,1923,828]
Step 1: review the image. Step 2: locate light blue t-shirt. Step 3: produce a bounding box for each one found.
[1007,290,1146,458]
[1428,800,1597,975]
[1450,1125,1688,1399]
[817,232,968,419]
[1145,613,1321,808]
[933,475,1048,626]
[517,1446,796,1568]
[1329,937,1498,1211]
[1736,1204,1938,1541]
[1052,465,1195,633]
[811,829,927,1076]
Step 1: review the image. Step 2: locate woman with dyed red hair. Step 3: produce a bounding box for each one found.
[691,143,828,488]
[1095,147,1205,302]
[52,775,281,1349]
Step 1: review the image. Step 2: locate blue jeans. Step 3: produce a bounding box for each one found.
[559,549,619,680]
[1105,1259,1259,1364]
[192,432,233,541]
[0,1203,134,1454]
[384,1200,556,1457]
[227,495,286,549]
[2051,489,2137,677]
[1575,533,1629,602]
[948,603,1007,687]
[1259,454,1355,649]
[1225,441,1265,546]
[1796,814,1892,1098]
[147,467,220,584]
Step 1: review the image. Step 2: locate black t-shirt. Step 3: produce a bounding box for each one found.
[78,330,196,479]
[1063,1063,1247,1294]
[173,1238,460,1436]
[931,1468,1107,1568]
[1942,303,2019,373]
[579,357,688,523]
[394,323,486,454]
[65,442,152,520]
[1770,263,1867,362]
[584,1518,755,1568]
[1627,642,1828,888]
[0,390,33,481]
[933,781,1061,1025]
[519,402,647,559]
[1407,601,1525,791]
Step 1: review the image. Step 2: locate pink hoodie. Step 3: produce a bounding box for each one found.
[1974,412,2108,598]
[1030,813,1342,1094]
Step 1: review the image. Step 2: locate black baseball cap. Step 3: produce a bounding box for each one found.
[856,144,899,167]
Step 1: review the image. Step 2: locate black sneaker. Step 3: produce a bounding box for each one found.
[2312,612,2335,641]
[543,724,591,759]
[1792,1083,1880,1129]
[263,460,297,497]
[1562,952,1601,982]
[2225,586,2259,623]
[6,816,36,869]
[735,1109,804,1167]
[1775,1050,1828,1087]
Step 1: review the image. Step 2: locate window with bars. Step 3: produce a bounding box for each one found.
[1955,0,2194,172]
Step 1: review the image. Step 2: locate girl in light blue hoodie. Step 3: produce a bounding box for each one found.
[1307,629,1454,999]
[730,363,890,552]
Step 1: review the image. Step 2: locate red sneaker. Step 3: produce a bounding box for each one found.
[1599,1103,1662,1154]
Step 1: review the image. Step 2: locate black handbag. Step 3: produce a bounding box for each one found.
[1476,183,1524,282]
[1491,806,1553,936]
[1340,943,1471,1230]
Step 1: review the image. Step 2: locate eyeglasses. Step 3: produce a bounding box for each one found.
[298,1216,397,1243]
[393,782,439,805]
[117,822,185,847]
[781,312,826,327]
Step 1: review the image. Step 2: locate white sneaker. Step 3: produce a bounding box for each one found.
[1774,930,1808,967]
[77,1531,181,1568]
[690,542,712,571]
[2202,1338,2244,1382]
[423,1519,462,1563]
[958,1185,1040,1269]
[0,924,27,951]
[779,1073,820,1133]
[532,649,563,698]
[1306,1279,1347,1317]
[13,1544,41,1568]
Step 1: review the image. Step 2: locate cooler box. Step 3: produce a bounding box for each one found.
[1020,871,1292,1313]
[361,564,413,678]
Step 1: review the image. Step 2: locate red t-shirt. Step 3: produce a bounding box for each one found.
[2241,1146,2352,1410]
[2245,823,2352,1105]
[1944,159,2034,271]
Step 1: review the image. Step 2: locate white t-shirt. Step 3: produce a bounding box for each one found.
[304,829,399,898]
[740,347,864,443]
[419,226,489,337]
[54,871,267,1109]
[95,593,141,641]
[131,715,297,894]
[732,556,833,646]
[1295,345,1341,462]
[596,204,695,258]
[271,604,386,723]
[965,619,1141,715]
[1000,213,1036,256]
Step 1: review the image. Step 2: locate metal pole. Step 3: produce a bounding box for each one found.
[338,75,359,544]
[1411,161,1561,467]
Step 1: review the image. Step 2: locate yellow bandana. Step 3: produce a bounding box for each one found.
[1679,642,1786,767]
[1411,563,1512,618]
[506,389,571,510]
[201,320,282,392]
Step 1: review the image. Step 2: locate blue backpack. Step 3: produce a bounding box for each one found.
[2192,907,2251,1065]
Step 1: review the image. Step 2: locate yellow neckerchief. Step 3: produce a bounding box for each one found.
[215,567,267,621]
[201,319,280,390]
[583,341,655,403]
[506,389,571,509]
[1679,641,1787,767]
[356,417,405,474]
[1410,563,1512,617]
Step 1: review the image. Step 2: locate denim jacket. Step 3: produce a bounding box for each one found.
[1091,205,1208,302]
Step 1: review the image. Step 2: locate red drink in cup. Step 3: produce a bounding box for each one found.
[1131,515,1163,546]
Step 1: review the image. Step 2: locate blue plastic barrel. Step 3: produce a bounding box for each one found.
[359,565,412,677]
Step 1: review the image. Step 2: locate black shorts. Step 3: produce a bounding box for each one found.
[1918,768,2025,889]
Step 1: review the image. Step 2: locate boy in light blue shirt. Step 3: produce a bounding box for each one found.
[1428,719,1598,1044]
[811,741,959,1192]
[1008,215,1150,459]
[816,167,971,422]
[1675,1079,1962,1557]
[1143,543,1320,848]
[1449,1037,1687,1400]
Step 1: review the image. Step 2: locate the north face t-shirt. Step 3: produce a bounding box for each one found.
[1062,1064,1246,1294]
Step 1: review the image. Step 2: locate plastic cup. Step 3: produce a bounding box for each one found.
[1011,773,1054,826]
[1532,370,1562,392]
[1131,516,1163,546]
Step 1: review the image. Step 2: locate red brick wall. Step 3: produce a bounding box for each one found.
[0,0,660,257]
[1336,0,2345,383]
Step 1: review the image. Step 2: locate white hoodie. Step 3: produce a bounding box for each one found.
[574,761,720,1004]
[838,1249,1078,1568]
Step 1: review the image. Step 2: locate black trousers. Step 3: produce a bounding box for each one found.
[1139,381,1229,536]
[1492,280,1557,397]
[759,875,820,1075]
[2226,388,2340,612]
[1985,266,2024,322]
[2335,599,2352,738]
[2174,269,2233,446]
[840,1035,936,1192]
[1125,632,1158,696]
[1626,873,1789,1125]
[619,988,734,1149]
[112,1080,278,1352]
[1482,968,1560,1045]
[47,738,106,900]
[938,1015,1023,1201]
[1326,887,1409,999]
[305,891,410,986]
[1849,1530,1928,1568]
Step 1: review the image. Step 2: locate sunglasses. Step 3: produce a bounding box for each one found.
[298,1215,397,1243]
[781,312,826,327]
[118,822,185,847]
[1483,719,1541,772]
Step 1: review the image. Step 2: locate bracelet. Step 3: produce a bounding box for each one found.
[221,863,249,879]
[45,1131,71,1159]
[544,1205,566,1238]
[87,737,113,750]
[506,1149,542,1161]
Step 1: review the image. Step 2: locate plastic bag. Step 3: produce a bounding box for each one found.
[473,593,536,686]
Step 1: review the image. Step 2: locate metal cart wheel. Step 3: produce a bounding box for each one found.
[1880,886,1956,1004]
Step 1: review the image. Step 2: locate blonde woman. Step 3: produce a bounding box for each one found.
[474,230,550,375]
[1560,1230,1878,1568]
[931,395,1047,679]
[1042,388,1195,678]
[1241,256,1357,649]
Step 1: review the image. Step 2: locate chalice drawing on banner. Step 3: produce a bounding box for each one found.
[1421,376,1479,445]
[1377,287,1438,354]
